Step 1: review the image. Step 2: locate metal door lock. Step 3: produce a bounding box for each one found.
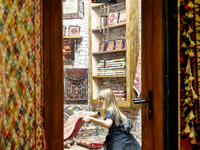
[133,91,152,119]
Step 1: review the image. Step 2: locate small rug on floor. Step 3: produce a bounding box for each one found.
[76,136,105,149]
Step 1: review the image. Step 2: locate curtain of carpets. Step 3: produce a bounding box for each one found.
[179,0,200,149]
[0,0,46,149]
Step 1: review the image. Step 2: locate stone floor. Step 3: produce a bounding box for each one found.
[64,144,103,150]
[64,144,90,150]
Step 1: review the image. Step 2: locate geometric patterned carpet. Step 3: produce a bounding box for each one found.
[64,105,88,123]
[0,0,45,149]
[63,104,100,148]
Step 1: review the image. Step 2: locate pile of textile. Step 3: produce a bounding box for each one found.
[77,126,97,139]
[76,136,105,149]
[113,90,126,101]
[97,58,126,76]
[63,110,104,149]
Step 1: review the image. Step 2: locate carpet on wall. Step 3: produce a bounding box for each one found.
[133,47,141,98]
[63,0,84,19]
[64,68,88,104]
[195,0,200,144]
[0,0,45,149]
[179,0,200,148]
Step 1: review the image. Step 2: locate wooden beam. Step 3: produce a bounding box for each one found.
[126,0,140,107]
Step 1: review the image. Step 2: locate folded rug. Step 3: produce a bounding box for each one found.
[63,140,75,148]
[76,136,104,149]
[64,112,89,141]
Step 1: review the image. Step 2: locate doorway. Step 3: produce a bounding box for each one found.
[43,0,178,150]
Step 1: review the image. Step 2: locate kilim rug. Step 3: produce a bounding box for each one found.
[63,0,84,19]
[64,68,88,103]
[63,104,88,123]
[76,136,104,149]
[0,0,46,149]
[63,104,98,138]
[63,112,89,140]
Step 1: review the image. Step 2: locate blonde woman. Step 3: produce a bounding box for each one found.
[82,88,141,150]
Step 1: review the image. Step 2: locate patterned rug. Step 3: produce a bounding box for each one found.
[76,136,104,149]
[180,138,194,150]
[64,112,89,140]
[0,0,45,149]
[133,48,141,97]
[63,0,84,19]
[63,104,88,123]
[64,68,88,102]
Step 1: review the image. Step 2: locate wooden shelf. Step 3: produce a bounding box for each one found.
[92,3,105,9]
[89,0,140,108]
[93,49,126,56]
[93,75,126,78]
[63,36,82,39]
[91,0,126,10]
[92,22,126,33]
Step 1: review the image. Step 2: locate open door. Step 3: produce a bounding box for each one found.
[142,0,178,149]
[141,0,163,149]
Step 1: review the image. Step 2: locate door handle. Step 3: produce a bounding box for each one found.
[133,91,152,119]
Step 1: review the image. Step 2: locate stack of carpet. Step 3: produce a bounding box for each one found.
[76,136,105,149]
[63,105,104,149]
[97,58,126,76]
[113,90,126,101]
[77,125,97,139]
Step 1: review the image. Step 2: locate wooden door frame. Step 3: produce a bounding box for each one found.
[43,0,63,149]
[42,0,178,149]
[162,0,178,149]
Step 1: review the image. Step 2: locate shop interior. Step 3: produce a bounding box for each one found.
[62,0,141,149]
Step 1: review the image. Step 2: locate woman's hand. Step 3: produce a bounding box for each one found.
[82,117,92,123]
[74,111,84,115]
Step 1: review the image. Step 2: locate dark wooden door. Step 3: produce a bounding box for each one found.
[141,0,163,149]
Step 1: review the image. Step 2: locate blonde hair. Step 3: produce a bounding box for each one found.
[98,88,125,126]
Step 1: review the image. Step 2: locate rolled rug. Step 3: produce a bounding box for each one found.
[64,112,89,141]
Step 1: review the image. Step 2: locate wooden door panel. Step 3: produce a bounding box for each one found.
[142,0,154,149]
[142,0,163,149]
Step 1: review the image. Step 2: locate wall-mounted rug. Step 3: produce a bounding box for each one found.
[63,0,84,19]
[64,68,88,103]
